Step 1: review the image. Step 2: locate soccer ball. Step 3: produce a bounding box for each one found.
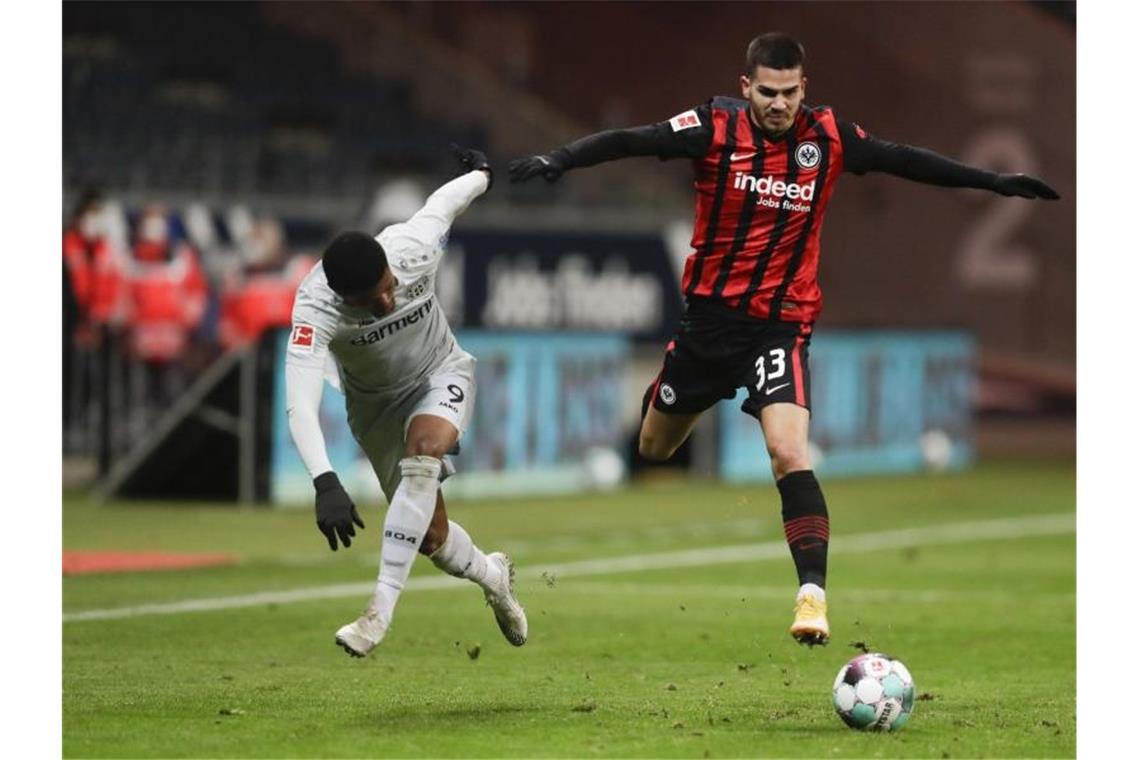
[832,653,916,731]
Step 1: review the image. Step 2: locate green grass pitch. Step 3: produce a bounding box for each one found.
[63,459,1074,758]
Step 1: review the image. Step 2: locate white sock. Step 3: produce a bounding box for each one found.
[797,582,826,602]
[370,456,441,620]
[430,520,502,590]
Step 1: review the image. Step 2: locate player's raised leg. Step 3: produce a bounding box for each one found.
[760,402,831,646]
[424,492,527,646]
[638,376,703,461]
[637,332,720,462]
[639,406,702,461]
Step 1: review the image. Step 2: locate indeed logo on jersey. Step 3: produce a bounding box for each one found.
[733,173,816,212]
[350,299,433,345]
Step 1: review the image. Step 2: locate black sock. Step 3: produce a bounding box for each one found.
[776,470,829,589]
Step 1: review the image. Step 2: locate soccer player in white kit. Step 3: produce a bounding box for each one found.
[284,146,527,658]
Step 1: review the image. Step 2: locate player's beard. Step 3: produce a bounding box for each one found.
[750,104,794,139]
[763,111,793,135]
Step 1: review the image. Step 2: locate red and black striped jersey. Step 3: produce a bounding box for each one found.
[657,97,848,324]
[546,96,1007,325]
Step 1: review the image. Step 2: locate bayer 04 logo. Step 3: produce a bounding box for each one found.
[832,653,916,731]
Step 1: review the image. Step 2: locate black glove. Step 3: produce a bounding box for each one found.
[313,472,365,551]
[451,143,493,189]
[992,173,1060,200]
[507,153,566,183]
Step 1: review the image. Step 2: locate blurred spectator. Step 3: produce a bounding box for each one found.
[218,216,314,350]
[63,191,127,453]
[62,191,126,344]
[124,205,209,427]
[63,260,80,449]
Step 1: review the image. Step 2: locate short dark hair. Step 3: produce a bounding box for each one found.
[744,33,806,74]
[322,231,388,295]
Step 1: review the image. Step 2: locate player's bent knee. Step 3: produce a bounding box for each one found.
[638,434,674,462]
[419,525,445,555]
[767,439,811,474]
[404,438,448,460]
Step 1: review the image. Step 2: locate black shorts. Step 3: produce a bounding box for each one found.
[645,297,813,418]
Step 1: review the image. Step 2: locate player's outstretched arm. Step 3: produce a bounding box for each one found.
[451,143,493,188]
[839,122,1060,200]
[508,121,703,183]
[395,145,493,243]
[285,360,364,550]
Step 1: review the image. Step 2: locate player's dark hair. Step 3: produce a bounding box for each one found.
[744,33,806,74]
[322,231,388,296]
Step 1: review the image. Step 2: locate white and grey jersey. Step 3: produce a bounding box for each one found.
[289,257,453,402]
[284,170,488,478]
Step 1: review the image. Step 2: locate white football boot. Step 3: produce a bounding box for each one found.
[334,609,389,658]
[483,552,528,646]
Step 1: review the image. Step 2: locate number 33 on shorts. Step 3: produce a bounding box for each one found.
[754,348,786,391]
[748,341,810,410]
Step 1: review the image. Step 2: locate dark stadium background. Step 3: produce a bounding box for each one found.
[62,0,1074,499]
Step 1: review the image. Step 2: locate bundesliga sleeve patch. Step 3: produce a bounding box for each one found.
[669,110,701,131]
[290,324,316,352]
[854,123,868,139]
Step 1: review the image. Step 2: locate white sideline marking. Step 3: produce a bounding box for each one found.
[276,517,773,566]
[63,513,1073,623]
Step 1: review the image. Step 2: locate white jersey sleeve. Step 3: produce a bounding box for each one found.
[285,361,333,478]
[377,170,489,278]
[285,282,340,479]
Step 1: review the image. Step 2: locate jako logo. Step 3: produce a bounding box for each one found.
[733,173,816,201]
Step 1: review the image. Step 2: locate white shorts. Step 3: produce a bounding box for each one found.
[349,350,476,500]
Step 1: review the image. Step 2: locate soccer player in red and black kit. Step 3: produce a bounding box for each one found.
[508,33,1059,647]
